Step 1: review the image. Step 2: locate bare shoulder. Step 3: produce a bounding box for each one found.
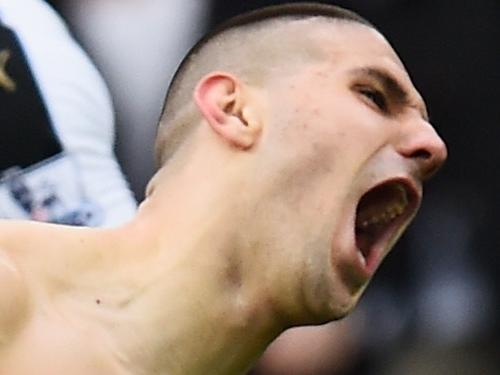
[0,220,107,347]
[0,219,50,265]
[0,219,38,271]
[0,219,67,346]
[0,219,93,257]
[0,219,46,245]
[0,241,31,347]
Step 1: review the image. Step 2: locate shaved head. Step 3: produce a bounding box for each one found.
[154,3,375,167]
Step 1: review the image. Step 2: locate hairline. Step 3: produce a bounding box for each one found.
[156,3,376,166]
[163,3,374,114]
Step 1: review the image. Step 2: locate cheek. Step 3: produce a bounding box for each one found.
[283,112,351,186]
[271,112,354,213]
[308,104,388,180]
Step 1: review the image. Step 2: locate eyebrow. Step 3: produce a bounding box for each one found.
[349,66,429,121]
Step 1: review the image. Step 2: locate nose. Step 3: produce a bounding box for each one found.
[396,121,448,180]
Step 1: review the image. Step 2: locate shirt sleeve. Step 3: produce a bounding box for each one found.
[0,0,137,227]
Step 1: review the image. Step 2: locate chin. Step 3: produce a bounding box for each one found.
[301,269,367,325]
[326,283,367,321]
[305,298,360,325]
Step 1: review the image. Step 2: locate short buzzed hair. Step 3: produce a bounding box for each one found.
[154,2,374,166]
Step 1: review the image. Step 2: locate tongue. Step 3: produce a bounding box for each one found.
[356,230,373,259]
[355,221,384,259]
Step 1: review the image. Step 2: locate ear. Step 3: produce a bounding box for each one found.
[194,71,261,149]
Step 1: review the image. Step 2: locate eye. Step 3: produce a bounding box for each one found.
[357,87,388,112]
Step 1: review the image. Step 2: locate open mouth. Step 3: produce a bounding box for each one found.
[354,179,419,269]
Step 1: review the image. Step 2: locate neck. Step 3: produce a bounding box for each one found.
[109,157,284,374]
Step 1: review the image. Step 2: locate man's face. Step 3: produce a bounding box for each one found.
[253,21,447,323]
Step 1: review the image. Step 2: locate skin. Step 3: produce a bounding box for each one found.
[0,21,446,375]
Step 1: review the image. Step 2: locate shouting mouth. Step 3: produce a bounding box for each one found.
[353,178,420,274]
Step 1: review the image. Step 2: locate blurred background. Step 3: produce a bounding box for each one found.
[24,0,500,373]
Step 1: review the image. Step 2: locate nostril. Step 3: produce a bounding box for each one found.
[406,147,441,180]
[412,147,444,180]
[410,149,432,160]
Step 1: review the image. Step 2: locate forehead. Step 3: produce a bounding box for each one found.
[303,20,426,115]
[309,21,405,77]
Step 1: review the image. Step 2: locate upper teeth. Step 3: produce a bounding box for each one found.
[360,203,405,227]
[358,185,408,228]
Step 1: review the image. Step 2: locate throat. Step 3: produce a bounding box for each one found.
[112,265,279,375]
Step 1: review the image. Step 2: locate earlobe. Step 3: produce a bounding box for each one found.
[194,72,261,149]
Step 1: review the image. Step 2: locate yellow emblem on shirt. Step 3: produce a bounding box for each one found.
[0,49,16,92]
